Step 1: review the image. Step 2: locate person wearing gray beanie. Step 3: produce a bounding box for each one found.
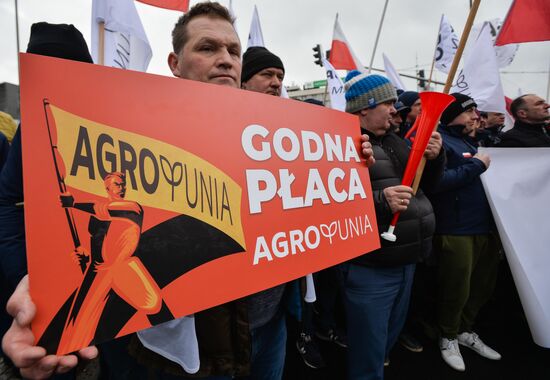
[241,46,285,96]
[342,70,444,379]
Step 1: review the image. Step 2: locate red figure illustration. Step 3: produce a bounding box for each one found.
[57,172,172,353]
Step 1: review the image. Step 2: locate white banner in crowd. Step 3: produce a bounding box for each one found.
[322,58,346,111]
[451,23,506,114]
[480,148,550,348]
[382,53,406,91]
[91,0,152,72]
[247,5,264,48]
[434,14,459,74]
[468,18,519,68]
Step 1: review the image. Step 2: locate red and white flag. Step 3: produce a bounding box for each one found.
[136,0,189,12]
[329,14,365,72]
[495,0,550,46]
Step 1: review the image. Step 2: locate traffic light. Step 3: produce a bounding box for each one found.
[313,44,322,66]
[418,69,426,89]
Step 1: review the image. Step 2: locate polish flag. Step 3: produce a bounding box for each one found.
[136,0,189,12]
[329,14,365,72]
[495,0,550,46]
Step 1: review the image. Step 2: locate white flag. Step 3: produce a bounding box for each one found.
[247,5,264,48]
[480,148,550,348]
[451,23,506,113]
[244,5,289,99]
[91,0,152,72]
[468,18,519,68]
[382,53,406,91]
[322,58,346,111]
[434,14,459,74]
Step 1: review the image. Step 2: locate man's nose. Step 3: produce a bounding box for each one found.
[270,76,281,88]
[217,48,234,68]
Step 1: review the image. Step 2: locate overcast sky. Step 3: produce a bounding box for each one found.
[1,0,549,98]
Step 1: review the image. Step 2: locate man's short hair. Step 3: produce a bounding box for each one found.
[510,94,532,118]
[171,1,235,54]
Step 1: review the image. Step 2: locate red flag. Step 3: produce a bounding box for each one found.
[329,15,364,71]
[495,0,550,46]
[136,0,189,12]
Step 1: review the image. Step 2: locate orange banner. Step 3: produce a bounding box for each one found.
[19,53,380,355]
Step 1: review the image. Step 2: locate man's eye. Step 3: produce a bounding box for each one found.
[200,45,214,51]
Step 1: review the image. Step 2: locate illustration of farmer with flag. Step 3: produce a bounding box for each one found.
[37,98,245,354]
[57,171,173,354]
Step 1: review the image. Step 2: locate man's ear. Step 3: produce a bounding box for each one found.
[516,109,527,119]
[359,108,369,117]
[241,81,247,90]
[168,52,181,77]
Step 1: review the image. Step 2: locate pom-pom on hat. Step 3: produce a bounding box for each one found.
[344,71,397,114]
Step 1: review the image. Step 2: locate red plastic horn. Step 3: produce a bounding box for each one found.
[381,92,454,242]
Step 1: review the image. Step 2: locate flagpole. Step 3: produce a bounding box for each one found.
[426,15,443,91]
[15,0,20,80]
[411,0,480,192]
[368,0,389,74]
[98,21,105,65]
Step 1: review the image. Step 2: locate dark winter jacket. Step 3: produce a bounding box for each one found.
[0,128,27,356]
[426,124,493,235]
[352,129,444,267]
[475,125,504,147]
[496,120,550,147]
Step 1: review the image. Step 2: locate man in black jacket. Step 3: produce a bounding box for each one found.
[342,71,444,380]
[498,94,550,147]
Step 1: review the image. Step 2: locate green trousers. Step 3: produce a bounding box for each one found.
[435,234,500,339]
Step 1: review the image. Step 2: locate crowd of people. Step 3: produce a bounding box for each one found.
[0,1,549,379]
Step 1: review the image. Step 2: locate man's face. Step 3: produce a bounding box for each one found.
[360,101,396,136]
[407,98,422,122]
[390,111,403,129]
[242,67,284,96]
[106,177,126,200]
[449,107,479,135]
[486,112,505,128]
[168,16,241,88]
[517,95,550,124]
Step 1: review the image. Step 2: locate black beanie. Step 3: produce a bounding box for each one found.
[26,22,93,64]
[241,47,284,83]
[441,93,478,125]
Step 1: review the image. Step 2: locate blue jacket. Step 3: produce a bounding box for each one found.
[427,124,494,235]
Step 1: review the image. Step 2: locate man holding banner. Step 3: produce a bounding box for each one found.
[2,2,377,379]
[342,71,443,380]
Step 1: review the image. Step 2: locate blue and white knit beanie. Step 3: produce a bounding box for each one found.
[344,71,397,114]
